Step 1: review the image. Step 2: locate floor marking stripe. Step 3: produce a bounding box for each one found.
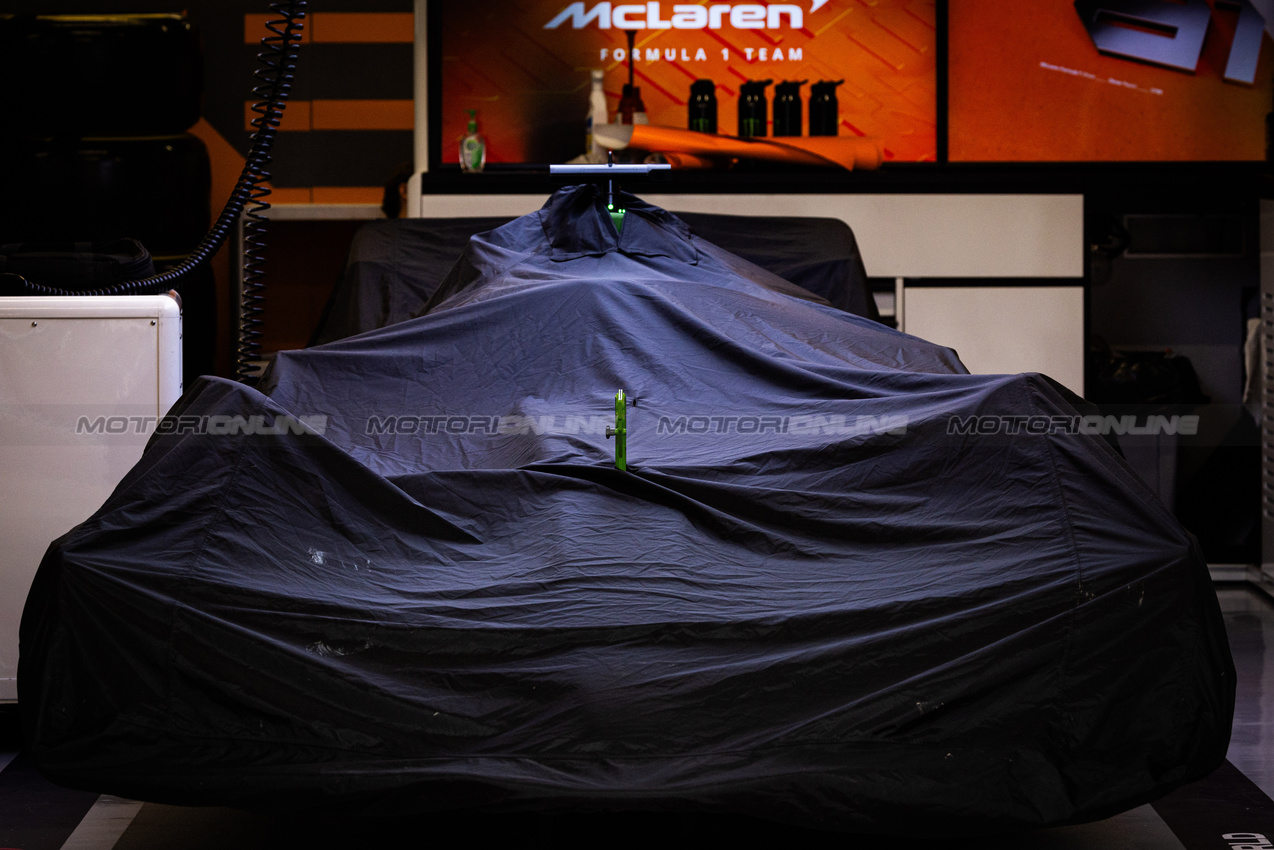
[1153,760,1274,850]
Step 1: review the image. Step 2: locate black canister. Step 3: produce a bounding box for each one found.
[809,80,844,136]
[773,80,806,136]
[737,79,772,138]
[688,79,717,133]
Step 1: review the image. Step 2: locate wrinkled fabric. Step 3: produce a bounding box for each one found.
[309,216,512,346]
[20,185,1233,835]
[311,198,877,346]
[674,211,878,320]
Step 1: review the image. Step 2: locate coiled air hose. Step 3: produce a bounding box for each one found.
[9,1,307,386]
[237,1,306,382]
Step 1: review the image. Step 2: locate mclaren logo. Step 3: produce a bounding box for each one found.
[545,2,817,30]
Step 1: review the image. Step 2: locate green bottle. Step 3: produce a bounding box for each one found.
[459,109,486,173]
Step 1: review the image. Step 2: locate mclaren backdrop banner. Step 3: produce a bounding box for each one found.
[437,0,937,164]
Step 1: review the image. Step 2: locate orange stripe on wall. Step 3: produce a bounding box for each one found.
[311,13,413,43]
[268,188,315,205]
[244,100,312,132]
[311,186,385,205]
[265,187,381,205]
[244,13,411,44]
[245,100,413,132]
[311,100,414,131]
[243,14,311,43]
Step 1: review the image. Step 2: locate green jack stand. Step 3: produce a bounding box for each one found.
[605,389,628,471]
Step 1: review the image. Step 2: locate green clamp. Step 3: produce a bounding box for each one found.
[607,202,626,234]
[605,388,628,470]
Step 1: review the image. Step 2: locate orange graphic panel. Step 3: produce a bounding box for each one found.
[949,0,1269,162]
[439,1,936,165]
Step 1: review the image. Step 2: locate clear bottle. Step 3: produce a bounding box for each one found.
[458,109,486,173]
[587,69,607,160]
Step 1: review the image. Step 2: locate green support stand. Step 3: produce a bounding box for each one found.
[606,389,627,470]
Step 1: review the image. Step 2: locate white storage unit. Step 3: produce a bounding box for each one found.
[903,286,1086,396]
[0,295,182,702]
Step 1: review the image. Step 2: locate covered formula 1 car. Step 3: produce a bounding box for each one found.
[19,185,1233,835]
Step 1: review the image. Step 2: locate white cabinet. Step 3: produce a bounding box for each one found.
[902,285,1086,396]
[0,295,182,702]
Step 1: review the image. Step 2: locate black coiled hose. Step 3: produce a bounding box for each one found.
[238,1,306,382]
[11,1,307,387]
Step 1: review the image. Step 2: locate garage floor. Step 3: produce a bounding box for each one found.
[3,586,1273,850]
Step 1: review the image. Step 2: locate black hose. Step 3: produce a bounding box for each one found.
[238,1,307,383]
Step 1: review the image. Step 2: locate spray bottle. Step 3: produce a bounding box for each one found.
[459,109,486,172]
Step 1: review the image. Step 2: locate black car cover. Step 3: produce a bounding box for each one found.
[309,207,877,346]
[19,185,1233,835]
